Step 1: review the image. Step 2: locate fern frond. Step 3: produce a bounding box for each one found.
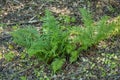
[79,8,93,27]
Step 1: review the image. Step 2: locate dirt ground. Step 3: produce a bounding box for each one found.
[0,0,120,80]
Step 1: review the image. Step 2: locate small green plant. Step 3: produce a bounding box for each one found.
[34,68,50,80]
[11,9,119,73]
[28,10,76,71]
[20,76,27,80]
[12,10,75,73]
[4,52,15,61]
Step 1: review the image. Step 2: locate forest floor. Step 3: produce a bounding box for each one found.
[0,0,120,80]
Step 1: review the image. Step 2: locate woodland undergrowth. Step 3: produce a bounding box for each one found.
[11,8,120,73]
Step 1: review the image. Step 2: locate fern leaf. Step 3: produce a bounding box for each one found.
[80,8,93,27]
[51,58,65,73]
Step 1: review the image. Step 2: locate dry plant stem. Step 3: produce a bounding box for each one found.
[2,20,42,26]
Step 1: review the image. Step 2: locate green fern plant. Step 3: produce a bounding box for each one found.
[11,9,118,73]
[73,8,116,51]
[11,26,39,49]
[28,10,75,72]
[28,10,71,64]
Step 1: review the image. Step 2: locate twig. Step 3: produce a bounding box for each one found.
[3,20,42,26]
